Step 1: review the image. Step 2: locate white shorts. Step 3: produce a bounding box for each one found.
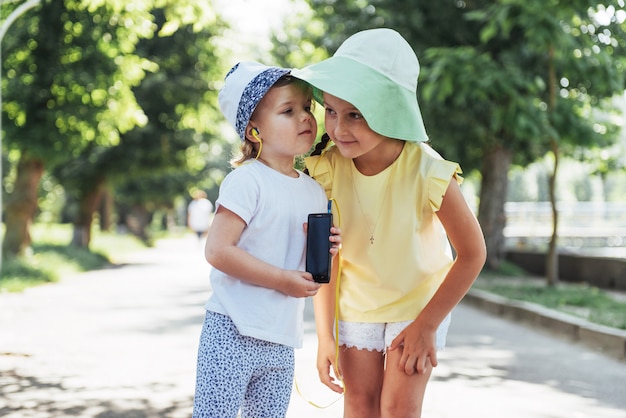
[337,313,452,352]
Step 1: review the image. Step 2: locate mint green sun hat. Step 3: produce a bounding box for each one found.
[292,28,428,142]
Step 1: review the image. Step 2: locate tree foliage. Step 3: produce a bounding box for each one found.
[1,0,229,257]
[3,0,152,161]
[2,0,154,256]
[281,0,626,271]
[54,6,227,245]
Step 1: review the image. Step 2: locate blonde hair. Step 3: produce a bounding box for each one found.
[230,75,314,167]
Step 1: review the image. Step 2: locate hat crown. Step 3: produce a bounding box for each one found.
[334,28,419,92]
[290,28,428,142]
[218,61,290,141]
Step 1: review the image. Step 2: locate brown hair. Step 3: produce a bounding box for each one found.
[302,133,332,175]
[230,75,314,167]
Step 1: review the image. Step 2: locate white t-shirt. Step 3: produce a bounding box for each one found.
[205,160,328,348]
[187,198,213,232]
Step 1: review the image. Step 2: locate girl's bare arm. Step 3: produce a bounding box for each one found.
[205,206,321,298]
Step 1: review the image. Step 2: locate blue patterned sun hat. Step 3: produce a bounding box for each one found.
[218,61,291,141]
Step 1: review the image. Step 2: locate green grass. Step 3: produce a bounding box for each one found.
[1,223,147,293]
[3,228,626,331]
[477,262,626,330]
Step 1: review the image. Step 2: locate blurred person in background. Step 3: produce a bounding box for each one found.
[187,190,214,241]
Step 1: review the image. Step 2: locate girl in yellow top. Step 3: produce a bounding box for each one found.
[293,28,487,418]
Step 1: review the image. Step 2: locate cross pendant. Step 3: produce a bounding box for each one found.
[370,235,374,245]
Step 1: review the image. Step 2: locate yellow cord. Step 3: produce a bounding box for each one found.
[329,197,343,390]
[294,376,344,409]
[295,197,344,409]
[313,142,341,375]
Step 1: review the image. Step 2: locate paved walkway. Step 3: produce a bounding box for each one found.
[1,236,625,417]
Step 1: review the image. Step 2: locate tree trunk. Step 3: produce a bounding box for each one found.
[477,144,512,270]
[546,140,560,286]
[99,187,113,232]
[125,204,151,243]
[545,44,559,286]
[71,178,105,248]
[2,156,45,257]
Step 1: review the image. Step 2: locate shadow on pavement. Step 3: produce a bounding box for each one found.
[0,367,193,418]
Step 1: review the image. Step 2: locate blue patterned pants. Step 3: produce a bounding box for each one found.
[192,311,294,418]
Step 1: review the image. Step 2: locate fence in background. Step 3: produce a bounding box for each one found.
[504,202,626,254]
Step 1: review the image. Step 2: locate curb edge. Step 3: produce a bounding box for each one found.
[464,288,626,361]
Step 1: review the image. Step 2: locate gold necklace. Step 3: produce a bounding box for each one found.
[350,165,393,245]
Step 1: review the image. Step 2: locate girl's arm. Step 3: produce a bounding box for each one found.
[313,246,344,393]
[205,206,321,298]
[390,179,487,374]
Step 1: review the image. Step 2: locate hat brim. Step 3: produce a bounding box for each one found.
[293,57,428,142]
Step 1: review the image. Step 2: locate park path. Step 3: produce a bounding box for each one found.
[1,235,626,417]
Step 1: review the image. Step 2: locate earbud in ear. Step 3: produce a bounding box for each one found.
[251,128,263,160]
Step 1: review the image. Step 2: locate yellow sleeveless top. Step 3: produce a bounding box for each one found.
[305,141,462,322]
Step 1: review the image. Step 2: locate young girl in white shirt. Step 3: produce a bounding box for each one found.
[192,61,341,418]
